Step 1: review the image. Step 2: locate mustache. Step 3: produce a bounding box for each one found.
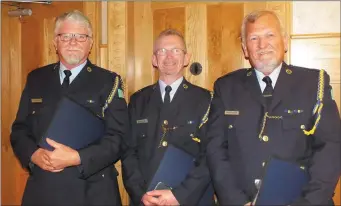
[257,49,274,55]
[66,48,82,51]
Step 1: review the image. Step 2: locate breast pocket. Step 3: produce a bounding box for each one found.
[170,120,200,157]
[281,113,312,154]
[282,113,311,131]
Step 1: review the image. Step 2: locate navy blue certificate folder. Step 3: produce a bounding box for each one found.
[255,157,310,205]
[39,96,104,151]
[148,145,214,205]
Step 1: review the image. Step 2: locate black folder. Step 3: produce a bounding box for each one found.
[39,96,104,151]
[255,157,309,205]
[147,144,214,205]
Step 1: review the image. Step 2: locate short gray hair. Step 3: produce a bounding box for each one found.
[241,10,285,45]
[54,10,93,36]
[154,28,187,52]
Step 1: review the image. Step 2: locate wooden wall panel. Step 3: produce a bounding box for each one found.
[132,2,153,92]
[107,2,129,205]
[1,5,23,205]
[153,7,185,41]
[107,2,128,97]
[207,3,244,90]
[83,2,101,65]
[207,4,222,91]
[185,4,207,88]
[43,18,58,65]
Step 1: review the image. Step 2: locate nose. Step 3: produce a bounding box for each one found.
[69,37,78,45]
[259,36,268,49]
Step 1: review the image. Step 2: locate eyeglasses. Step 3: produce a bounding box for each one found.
[57,33,92,42]
[155,48,186,56]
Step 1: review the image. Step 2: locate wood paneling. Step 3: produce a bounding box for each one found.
[43,18,58,65]
[107,2,128,98]
[1,4,23,205]
[83,2,101,65]
[185,4,207,88]
[132,2,154,92]
[207,3,244,90]
[107,2,130,204]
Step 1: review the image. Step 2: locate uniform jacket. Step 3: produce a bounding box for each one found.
[10,60,129,205]
[206,63,340,205]
[122,79,213,205]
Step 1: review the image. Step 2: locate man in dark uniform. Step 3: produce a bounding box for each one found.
[10,10,128,205]
[121,29,213,206]
[205,10,340,205]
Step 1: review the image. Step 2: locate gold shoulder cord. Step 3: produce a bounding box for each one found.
[303,69,325,135]
[190,91,214,143]
[101,76,120,118]
[199,91,214,129]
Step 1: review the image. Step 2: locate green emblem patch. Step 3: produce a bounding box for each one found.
[118,89,124,98]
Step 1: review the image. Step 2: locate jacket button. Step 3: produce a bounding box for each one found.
[163,120,168,125]
[162,141,168,147]
[262,135,269,142]
[300,125,306,129]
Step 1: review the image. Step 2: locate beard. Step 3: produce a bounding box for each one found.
[61,52,83,65]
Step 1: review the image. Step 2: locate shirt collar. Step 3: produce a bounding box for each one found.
[159,76,184,95]
[59,60,87,84]
[254,63,282,89]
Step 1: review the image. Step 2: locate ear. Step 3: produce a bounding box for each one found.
[241,43,249,59]
[183,52,191,67]
[152,54,158,68]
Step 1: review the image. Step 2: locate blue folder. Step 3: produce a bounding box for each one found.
[39,96,104,151]
[255,157,310,205]
[148,144,214,205]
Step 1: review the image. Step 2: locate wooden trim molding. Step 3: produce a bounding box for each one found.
[291,33,341,39]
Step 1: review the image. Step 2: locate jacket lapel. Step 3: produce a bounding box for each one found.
[269,63,296,112]
[146,83,162,149]
[242,68,266,108]
[170,78,190,124]
[67,60,93,93]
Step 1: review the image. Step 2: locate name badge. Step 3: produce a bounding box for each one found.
[224,110,239,116]
[31,98,43,103]
[137,119,148,124]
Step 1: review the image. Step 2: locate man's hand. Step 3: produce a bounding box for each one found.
[147,190,179,206]
[141,193,159,206]
[31,148,63,172]
[46,138,81,170]
[244,202,252,206]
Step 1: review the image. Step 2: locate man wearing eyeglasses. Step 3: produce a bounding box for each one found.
[10,10,128,205]
[121,29,214,206]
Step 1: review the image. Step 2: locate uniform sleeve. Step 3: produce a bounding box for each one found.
[10,74,39,169]
[78,75,129,179]
[205,80,250,205]
[121,96,147,205]
[292,72,341,205]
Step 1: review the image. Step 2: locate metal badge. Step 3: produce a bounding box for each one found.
[31,98,42,103]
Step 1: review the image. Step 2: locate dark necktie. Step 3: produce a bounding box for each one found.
[61,70,72,90]
[164,85,172,106]
[262,76,273,108]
